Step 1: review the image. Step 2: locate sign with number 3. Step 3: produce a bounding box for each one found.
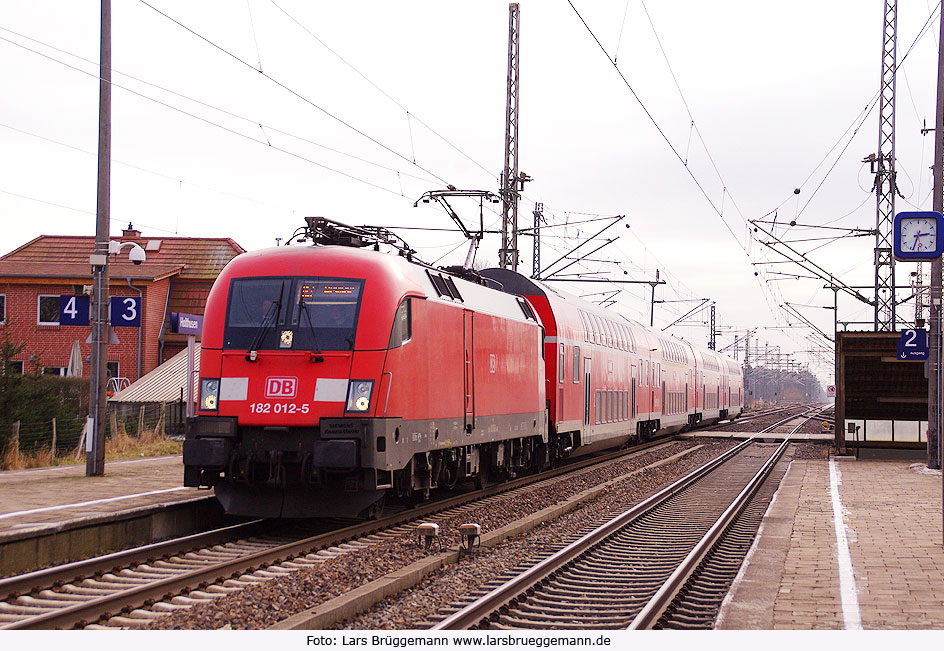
[109,296,141,327]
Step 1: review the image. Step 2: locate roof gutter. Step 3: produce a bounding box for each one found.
[157,280,172,368]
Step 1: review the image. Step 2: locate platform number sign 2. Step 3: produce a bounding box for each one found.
[896,329,928,360]
[109,296,141,327]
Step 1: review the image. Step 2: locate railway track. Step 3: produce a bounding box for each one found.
[0,405,822,630]
[429,412,810,630]
[0,437,685,630]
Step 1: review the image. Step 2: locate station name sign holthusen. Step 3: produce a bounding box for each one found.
[170,312,203,336]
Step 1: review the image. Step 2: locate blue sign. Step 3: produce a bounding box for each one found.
[897,329,928,360]
[170,312,203,335]
[110,296,141,327]
[60,295,90,326]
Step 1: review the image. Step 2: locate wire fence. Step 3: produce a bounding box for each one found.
[0,400,187,458]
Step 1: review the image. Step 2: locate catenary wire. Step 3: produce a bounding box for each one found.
[138,0,455,188]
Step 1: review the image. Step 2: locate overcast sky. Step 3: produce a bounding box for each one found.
[2,0,943,384]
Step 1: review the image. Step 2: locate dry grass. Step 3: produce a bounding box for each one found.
[105,427,182,461]
[0,425,182,470]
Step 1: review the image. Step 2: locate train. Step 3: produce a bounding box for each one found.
[183,219,743,518]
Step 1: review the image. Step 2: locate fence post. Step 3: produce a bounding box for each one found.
[138,405,146,437]
[11,420,20,464]
[75,419,87,460]
[110,410,119,439]
[51,417,57,456]
[156,402,165,437]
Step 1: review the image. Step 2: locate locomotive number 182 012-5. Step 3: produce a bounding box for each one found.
[249,402,310,414]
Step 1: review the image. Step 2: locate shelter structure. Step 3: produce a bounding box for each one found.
[109,343,201,438]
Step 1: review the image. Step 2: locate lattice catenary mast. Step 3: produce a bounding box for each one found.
[871,0,899,331]
[500,3,522,270]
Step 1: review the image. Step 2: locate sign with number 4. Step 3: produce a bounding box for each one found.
[60,295,90,326]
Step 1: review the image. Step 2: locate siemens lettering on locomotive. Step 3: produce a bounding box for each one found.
[183,218,743,518]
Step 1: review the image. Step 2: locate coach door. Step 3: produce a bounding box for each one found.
[463,310,474,432]
[583,358,592,428]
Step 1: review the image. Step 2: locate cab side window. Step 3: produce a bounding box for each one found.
[388,298,412,348]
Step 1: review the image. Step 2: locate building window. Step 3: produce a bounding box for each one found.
[107,361,120,380]
[38,295,60,325]
[0,294,5,324]
[3,360,23,375]
[42,366,65,376]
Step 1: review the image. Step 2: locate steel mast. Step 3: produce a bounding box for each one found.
[872,0,899,331]
[500,3,521,270]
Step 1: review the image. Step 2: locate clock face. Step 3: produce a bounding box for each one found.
[899,216,937,253]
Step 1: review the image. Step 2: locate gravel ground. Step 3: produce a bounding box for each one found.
[144,440,736,630]
[790,442,831,460]
[337,441,746,629]
[797,407,834,435]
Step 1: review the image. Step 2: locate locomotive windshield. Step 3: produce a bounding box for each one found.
[223,276,364,351]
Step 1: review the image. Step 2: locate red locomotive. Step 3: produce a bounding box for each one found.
[183,219,742,518]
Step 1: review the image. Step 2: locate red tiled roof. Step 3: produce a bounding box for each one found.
[0,261,184,281]
[1,234,245,281]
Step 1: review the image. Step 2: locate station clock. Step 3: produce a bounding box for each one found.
[893,211,944,260]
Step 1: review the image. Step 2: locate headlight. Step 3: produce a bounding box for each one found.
[200,378,220,411]
[345,380,374,413]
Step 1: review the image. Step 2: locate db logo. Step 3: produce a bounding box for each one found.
[265,377,298,399]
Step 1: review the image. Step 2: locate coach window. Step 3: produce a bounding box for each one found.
[595,390,601,424]
[38,295,60,325]
[573,346,580,383]
[591,314,603,345]
[388,298,412,348]
[559,343,565,383]
[603,320,614,348]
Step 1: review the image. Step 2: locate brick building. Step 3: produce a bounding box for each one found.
[0,225,244,386]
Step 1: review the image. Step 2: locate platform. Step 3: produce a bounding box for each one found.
[0,456,225,575]
[718,453,944,629]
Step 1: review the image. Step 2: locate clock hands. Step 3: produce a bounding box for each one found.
[910,231,933,251]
